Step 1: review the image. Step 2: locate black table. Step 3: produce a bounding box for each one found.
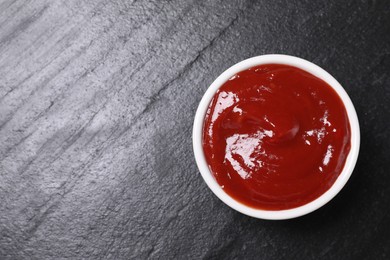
[0,0,389,259]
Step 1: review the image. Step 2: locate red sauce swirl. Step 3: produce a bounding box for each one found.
[202,64,351,210]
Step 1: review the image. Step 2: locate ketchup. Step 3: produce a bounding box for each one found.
[202,64,351,210]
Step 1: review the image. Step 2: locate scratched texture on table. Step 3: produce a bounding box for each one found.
[0,0,389,259]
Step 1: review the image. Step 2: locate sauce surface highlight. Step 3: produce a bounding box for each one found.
[202,64,351,210]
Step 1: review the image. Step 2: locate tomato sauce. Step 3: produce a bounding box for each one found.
[202,64,351,210]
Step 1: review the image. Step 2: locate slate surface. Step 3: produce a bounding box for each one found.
[0,0,389,259]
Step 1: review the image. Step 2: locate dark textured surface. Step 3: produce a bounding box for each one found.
[0,0,389,259]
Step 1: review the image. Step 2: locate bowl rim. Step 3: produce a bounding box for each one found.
[192,54,360,220]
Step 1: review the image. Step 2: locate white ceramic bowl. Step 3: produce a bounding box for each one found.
[193,54,360,220]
